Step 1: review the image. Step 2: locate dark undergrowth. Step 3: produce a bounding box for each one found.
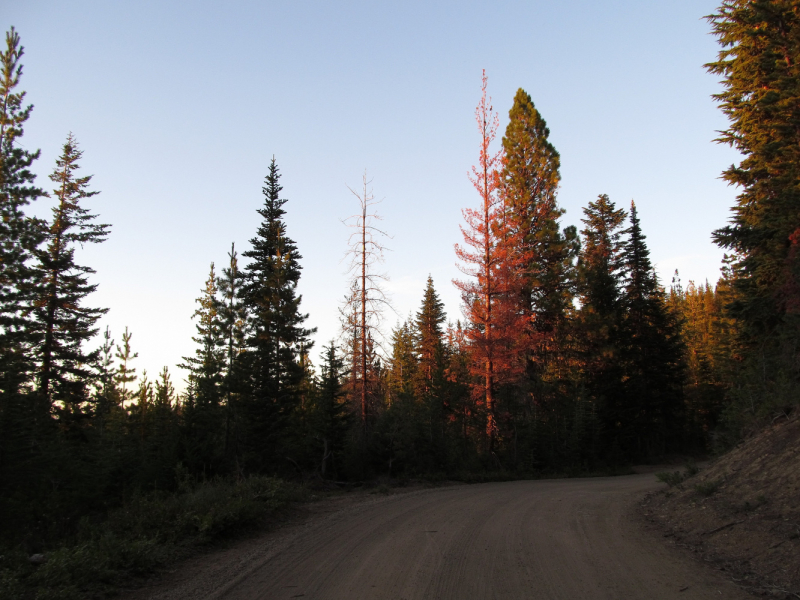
[0,476,307,600]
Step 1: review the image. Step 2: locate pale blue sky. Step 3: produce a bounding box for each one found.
[5,0,739,385]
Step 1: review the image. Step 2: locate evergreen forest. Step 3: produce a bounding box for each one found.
[2,2,800,595]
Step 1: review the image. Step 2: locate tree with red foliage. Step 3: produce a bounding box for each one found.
[454,71,525,452]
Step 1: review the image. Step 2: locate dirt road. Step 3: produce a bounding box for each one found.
[132,474,751,600]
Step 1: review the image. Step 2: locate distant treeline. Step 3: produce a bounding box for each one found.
[2,0,799,549]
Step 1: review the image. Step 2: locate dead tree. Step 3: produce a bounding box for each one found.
[340,172,391,436]
[454,71,524,453]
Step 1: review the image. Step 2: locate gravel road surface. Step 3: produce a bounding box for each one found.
[130,474,750,600]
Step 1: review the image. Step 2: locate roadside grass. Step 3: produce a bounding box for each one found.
[656,470,686,487]
[655,460,700,488]
[694,479,721,497]
[0,476,306,600]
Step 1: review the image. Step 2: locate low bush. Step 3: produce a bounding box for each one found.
[656,461,702,488]
[694,479,722,497]
[0,476,305,600]
[655,471,685,487]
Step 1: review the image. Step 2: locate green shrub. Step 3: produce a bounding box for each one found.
[656,471,685,487]
[1,476,305,600]
[694,479,722,497]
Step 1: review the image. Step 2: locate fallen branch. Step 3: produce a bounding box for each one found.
[772,411,790,423]
[704,520,744,536]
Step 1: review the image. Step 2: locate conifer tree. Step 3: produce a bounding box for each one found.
[0,27,44,355]
[387,320,417,403]
[313,342,350,477]
[216,243,247,458]
[240,157,315,470]
[500,88,579,436]
[180,262,225,405]
[32,134,109,413]
[297,343,315,411]
[412,278,450,462]
[217,243,247,386]
[414,276,446,394]
[501,89,575,335]
[579,195,627,318]
[670,278,727,446]
[705,1,800,420]
[617,202,685,457]
[577,195,627,457]
[132,370,153,440]
[114,327,137,405]
[442,321,474,455]
[147,366,179,488]
[93,326,119,432]
[0,28,45,485]
[707,1,800,339]
[179,263,226,474]
[382,319,427,474]
[454,71,524,453]
[340,279,362,418]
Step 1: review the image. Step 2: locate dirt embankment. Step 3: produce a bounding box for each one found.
[641,415,800,598]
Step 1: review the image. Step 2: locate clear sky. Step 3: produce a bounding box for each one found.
[5,0,740,386]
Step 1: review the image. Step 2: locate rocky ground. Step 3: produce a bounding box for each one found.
[640,415,800,598]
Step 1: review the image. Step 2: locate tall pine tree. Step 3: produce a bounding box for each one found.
[0,28,45,491]
[32,133,109,418]
[180,262,225,406]
[577,194,627,460]
[240,157,315,472]
[617,202,685,458]
[179,262,225,474]
[414,276,446,395]
[501,89,575,341]
[454,71,524,453]
[707,1,800,337]
[706,0,800,421]
[0,27,43,352]
[216,242,247,459]
[500,88,579,455]
[413,277,449,466]
[387,320,418,403]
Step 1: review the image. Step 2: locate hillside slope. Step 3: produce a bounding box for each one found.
[641,416,800,598]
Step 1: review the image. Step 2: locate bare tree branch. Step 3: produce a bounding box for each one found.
[339,171,393,435]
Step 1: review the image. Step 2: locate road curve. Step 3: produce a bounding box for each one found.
[137,474,751,600]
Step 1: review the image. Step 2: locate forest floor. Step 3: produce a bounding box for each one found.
[640,414,800,599]
[121,473,750,600]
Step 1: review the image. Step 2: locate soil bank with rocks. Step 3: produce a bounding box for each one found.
[640,415,800,598]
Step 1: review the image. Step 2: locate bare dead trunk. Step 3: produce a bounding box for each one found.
[361,185,368,430]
